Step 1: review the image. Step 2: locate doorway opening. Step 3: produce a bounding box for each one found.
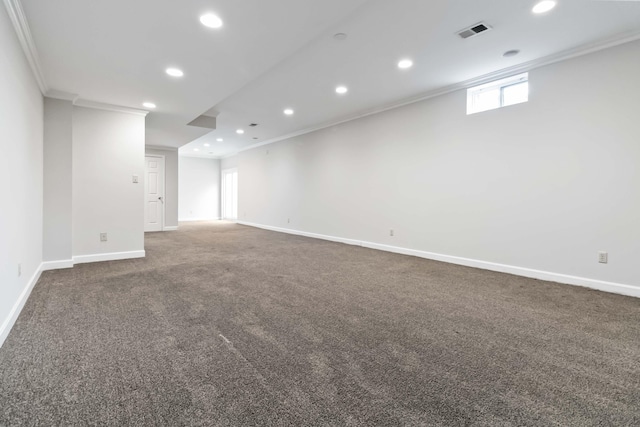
[222,168,238,220]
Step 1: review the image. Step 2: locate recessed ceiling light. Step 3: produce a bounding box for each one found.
[217,138,223,142]
[333,33,347,41]
[204,143,210,147]
[200,13,223,29]
[143,102,156,109]
[398,59,413,69]
[503,50,520,58]
[284,108,294,115]
[236,129,245,134]
[532,1,556,14]
[194,148,200,152]
[166,68,184,77]
[336,86,348,94]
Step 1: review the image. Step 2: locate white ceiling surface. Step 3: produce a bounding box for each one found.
[20,1,640,159]
[21,0,369,147]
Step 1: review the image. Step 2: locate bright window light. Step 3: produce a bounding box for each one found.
[467,73,529,115]
[502,81,529,107]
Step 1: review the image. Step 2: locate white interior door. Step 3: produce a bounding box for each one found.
[145,155,165,232]
[222,168,238,220]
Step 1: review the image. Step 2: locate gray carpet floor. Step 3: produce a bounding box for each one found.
[0,221,639,426]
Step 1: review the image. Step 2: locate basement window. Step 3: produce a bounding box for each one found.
[466,73,528,115]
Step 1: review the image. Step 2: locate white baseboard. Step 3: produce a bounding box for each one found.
[73,250,145,265]
[178,217,221,222]
[239,221,362,246]
[238,221,640,298]
[41,259,74,271]
[163,226,178,231]
[1,250,146,348]
[0,263,43,348]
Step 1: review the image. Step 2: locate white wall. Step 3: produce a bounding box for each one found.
[43,98,73,262]
[239,40,640,295]
[0,7,44,343]
[72,106,146,259]
[178,156,220,221]
[146,147,179,228]
[221,155,238,170]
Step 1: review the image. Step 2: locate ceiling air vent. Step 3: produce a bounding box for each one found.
[457,22,492,39]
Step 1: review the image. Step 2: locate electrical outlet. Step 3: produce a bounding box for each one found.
[598,251,608,264]
[287,218,290,223]
[100,232,108,242]
[390,229,394,237]
[18,263,21,277]
[132,175,139,184]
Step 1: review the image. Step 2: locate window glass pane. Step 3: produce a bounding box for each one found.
[502,82,529,106]
[472,87,501,113]
[467,73,528,115]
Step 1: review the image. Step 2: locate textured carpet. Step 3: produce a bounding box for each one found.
[0,221,639,426]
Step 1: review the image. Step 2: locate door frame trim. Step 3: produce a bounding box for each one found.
[145,154,166,232]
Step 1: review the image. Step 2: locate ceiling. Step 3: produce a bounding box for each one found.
[19,0,640,158]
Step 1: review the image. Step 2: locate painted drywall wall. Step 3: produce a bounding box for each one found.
[178,156,221,221]
[72,106,145,259]
[0,6,44,344]
[239,40,640,293]
[221,155,238,170]
[43,98,73,262]
[146,147,179,228]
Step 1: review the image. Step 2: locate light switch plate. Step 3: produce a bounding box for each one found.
[132,175,139,183]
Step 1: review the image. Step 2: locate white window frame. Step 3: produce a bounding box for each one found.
[467,72,529,115]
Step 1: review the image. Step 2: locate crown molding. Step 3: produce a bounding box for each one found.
[178,153,222,160]
[3,0,47,94]
[237,29,640,155]
[145,145,179,152]
[45,90,78,102]
[74,99,149,116]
